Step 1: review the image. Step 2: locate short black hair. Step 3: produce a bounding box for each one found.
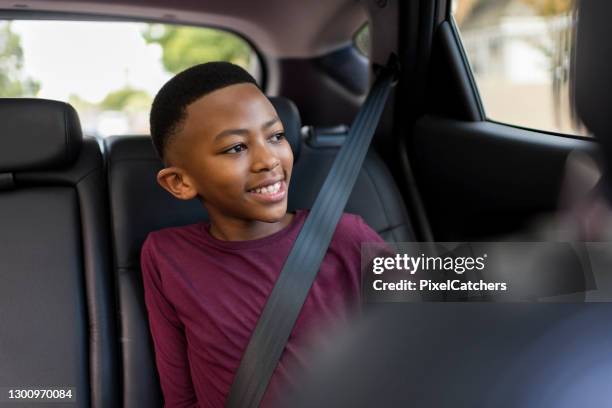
[150,61,259,162]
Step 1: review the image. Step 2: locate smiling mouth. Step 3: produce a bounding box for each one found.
[247,180,287,203]
[247,181,282,195]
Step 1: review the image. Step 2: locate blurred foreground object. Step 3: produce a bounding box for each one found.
[277,304,612,408]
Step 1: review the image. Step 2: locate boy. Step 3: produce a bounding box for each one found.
[141,61,384,407]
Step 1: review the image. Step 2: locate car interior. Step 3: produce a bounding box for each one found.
[0,0,610,407]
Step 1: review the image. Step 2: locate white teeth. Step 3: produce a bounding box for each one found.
[251,181,282,195]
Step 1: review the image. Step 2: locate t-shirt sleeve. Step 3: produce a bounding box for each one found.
[354,215,386,244]
[141,234,199,408]
[350,216,399,295]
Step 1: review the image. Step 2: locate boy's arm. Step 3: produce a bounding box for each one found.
[141,235,199,408]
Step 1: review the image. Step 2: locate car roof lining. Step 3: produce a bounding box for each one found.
[0,0,368,58]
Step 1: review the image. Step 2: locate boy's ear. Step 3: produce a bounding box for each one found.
[156,167,199,200]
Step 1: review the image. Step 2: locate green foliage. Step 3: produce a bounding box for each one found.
[0,22,40,97]
[100,87,152,112]
[68,93,96,111]
[141,24,252,74]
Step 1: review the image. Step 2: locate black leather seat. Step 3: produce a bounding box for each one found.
[0,99,119,407]
[291,131,414,241]
[105,96,414,407]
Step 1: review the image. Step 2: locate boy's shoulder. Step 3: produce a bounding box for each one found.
[141,211,382,256]
[335,211,365,230]
[331,211,383,244]
[300,209,366,235]
[142,222,203,253]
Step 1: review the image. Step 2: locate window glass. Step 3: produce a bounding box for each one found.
[452,0,588,136]
[0,21,260,136]
[354,24,370,57]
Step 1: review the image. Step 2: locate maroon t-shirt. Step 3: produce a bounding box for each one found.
[141,209,384,407]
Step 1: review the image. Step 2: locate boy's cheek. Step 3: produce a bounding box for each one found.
[283,147,294,174]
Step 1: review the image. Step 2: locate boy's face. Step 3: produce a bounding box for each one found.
[159,83,293,224]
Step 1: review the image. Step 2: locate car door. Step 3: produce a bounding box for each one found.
[390,0,599,241]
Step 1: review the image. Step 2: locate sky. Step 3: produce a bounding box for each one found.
[12,20,172,102]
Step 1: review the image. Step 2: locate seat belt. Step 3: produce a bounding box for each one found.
[226,54,399,408]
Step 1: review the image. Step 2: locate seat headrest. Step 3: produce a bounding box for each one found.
[0,98,82,172]
[269,96,302,160]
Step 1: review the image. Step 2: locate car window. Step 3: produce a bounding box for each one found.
[0,20,260,136]
[354,23,370,57]
[452,0,588,137]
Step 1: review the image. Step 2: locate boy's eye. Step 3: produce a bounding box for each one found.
[224,143,247,154]
[269,132,285,143]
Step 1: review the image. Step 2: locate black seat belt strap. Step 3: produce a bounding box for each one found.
[226,54,399,408]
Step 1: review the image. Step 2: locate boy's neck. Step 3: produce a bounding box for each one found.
[208,212,295,241]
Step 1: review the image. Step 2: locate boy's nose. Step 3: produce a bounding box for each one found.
[251,142,280,172]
